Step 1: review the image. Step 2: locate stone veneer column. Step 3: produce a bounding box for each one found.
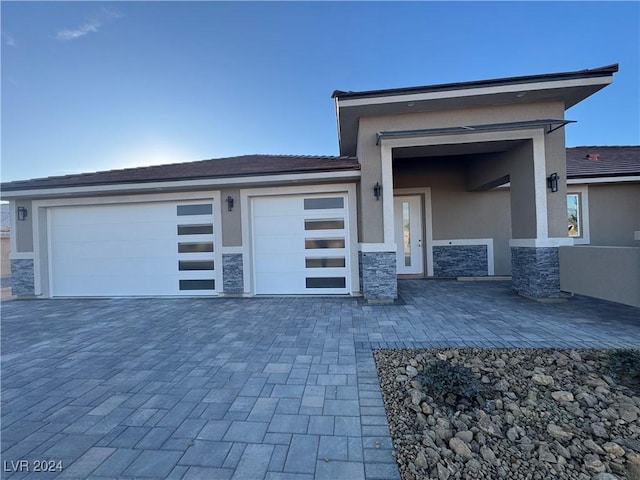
[222,253,244,295]
[359,251,397,303]
[11,259,35,296]
[511,247,561,299]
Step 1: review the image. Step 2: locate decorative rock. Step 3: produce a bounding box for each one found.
[436,463,451,480]
[547,423,573,441]
[551,390,575,402]
[537,443,557,463]
[477,414,503,437]
[591,474,621,480]
[568,350,582,361]
[532,374,554,386]
[415,450,428,469]
[421,402,433,415]
[406,365,418,377]
[395,374,408,382]
[466,458,481,472]
[449,437,473,460]
[602,442,625,457]
[584,453,606,473]
[455,430,473,443]
[576,391,598,407]
[584,439,605,454]
[480,445,497,464]
[619,405,638,423]
[590,422,609,439]
[416,412,428,425]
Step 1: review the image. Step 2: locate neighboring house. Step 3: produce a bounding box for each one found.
[565,146,640,247]
[0,64,627,302]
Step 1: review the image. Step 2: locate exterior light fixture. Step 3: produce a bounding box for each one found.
[226,196,234,212]
[373,182,382,201]
[17,206,28,221]
[547,173,559,193]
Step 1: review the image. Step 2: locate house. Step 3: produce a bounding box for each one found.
[1,64,626,302]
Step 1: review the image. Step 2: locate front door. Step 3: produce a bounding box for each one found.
[394,196,423,275]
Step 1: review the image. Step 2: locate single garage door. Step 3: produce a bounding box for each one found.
[252,194,350,294]
[49,201,217,296]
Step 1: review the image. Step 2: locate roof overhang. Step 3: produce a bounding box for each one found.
[333,64,618,156]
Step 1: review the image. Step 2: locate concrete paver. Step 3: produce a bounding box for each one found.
[1,279,639,479]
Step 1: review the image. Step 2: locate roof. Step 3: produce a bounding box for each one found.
[1,154,360,192]
[566,146,639,179]
[332,64,619,100]
[333,64,618,156]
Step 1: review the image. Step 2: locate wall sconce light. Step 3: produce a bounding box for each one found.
[547,173,559,193]
[226,196,234,212]
[373,182,382,201]
[17,206,28,221]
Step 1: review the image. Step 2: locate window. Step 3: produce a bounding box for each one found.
[305,238,345,249]
[178,224,213,235]
[177,204,212,216]
[567,187,590,244]
[179,279,215,290]
[305,257,346,268]
[178,242,214,253]
[304,219,344,230]
[567,193,580,237]
[305,277,346,288]
[179,260,214,271]
[303,197,344,210]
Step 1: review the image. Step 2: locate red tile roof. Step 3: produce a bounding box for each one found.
[566,146,639,178]
[1,154,360,191]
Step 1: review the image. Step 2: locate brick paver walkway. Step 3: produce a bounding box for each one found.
[1,279,639,479]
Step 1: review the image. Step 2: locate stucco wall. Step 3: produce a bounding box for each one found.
[588,183,640,247]
[13,199,34,252]
[356,100,567,243]
[560,245,640,308]
[394,158,512,275]
[1,235,10,277]
[221,188,242,247]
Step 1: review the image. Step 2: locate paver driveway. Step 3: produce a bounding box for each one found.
[2,279,639,479]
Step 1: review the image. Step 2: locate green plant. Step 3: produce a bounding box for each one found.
[607,349,640,394]
[417,360,484,403]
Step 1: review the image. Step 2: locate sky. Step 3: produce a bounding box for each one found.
[1,1,639,183]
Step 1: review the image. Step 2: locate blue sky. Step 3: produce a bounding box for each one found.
[2,1,638,182]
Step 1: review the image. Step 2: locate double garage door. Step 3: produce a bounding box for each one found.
[49,201,217,296]
[48,193,351,297]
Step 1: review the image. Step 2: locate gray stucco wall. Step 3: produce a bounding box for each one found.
[588,183,640,247]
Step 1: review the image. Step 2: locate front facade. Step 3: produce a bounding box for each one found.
[2,65,622,302]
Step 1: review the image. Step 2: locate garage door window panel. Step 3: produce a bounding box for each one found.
[303,197,344,210]
[305,238,345,249]
[305,257,346,268]
[178,242,214,253]
[178,224,214,235]
[179,279,215,290]
[177,204,213,216]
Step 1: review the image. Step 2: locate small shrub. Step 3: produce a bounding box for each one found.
[607,349,640,394]
[417,359,484,403]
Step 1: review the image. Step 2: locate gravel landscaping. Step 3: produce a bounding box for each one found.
[374,348,640,480]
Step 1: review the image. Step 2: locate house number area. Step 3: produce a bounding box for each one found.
[3,459,64,473]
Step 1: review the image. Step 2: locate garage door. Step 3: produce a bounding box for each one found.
[49,201,217,296]
[252,194,350,294]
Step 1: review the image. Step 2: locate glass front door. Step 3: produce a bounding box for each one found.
[393,195,423,275]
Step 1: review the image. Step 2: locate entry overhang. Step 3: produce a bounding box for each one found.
[334,64,618,156]
[375,119,576,145]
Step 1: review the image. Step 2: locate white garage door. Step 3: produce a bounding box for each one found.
[49,201,217,296]
[252,194,350,295]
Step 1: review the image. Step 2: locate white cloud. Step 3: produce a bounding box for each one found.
[2,33,16,47]
[56,8,122,42]
[56,20,101,41]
